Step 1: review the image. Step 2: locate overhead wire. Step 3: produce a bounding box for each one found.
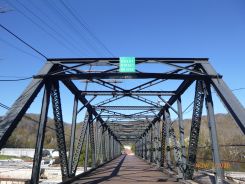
[4,0,114,57]
[5,0,75,55]
[0,37,43,59]
[44,0,101,56]
[231,87,245,91]
[60,0,115,57]
[13,0,79,55]
[40,1,94,57]
[29,0,88,56]
[0,76,32,82]
[0,23,47,59]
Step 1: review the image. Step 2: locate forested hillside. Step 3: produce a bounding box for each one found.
[1,113,244,149]
[173,113,245,171]
[2,114,72,149]
[1,113,244,170]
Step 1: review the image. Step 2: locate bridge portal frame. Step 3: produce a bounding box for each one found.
[0,58,244,184]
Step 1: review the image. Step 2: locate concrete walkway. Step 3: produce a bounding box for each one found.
[68,154,178,183]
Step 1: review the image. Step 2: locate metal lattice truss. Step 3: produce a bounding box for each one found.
[0,58,244,184]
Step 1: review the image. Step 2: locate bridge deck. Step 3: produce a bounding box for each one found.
[68,154,178,183]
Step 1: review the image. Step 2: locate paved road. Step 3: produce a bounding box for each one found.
[68,154,178,183]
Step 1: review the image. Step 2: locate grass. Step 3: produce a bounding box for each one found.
[0,155,32,161]
[0,155,18,160]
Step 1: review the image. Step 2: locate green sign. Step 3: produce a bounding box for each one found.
[119,57,135,72]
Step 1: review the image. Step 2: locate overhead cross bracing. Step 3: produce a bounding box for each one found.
[0,57,244,184]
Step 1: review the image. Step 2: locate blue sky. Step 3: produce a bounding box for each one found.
[0,0,245,122]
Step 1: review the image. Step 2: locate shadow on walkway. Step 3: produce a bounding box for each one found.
[77,154,126,184]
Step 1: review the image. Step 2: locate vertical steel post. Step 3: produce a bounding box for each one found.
[113,138,115,158]
[111,136,113,158]
[156,120,161,167]
[88,113,96,168]
[170,127,183,178]
[135,142,138,156]
[94,121,98,165]
[177,97,186,170]
[144,135,147,159]
[101,128,106,162]
[51,81,69,180]
[68,96,78,176]
[201,62,245,134]
[164,110,172,169]
[141,138,144,158]
[31,83,51,184]
[107,131,110,159]
[205,82,224,183]
[105,131,109,161]
[154,122,158,164]
[84,118,90,172]
[185,80,205,179]
[150,127,153,162]
[160,117,166,167]
[96,123,102,163]
[147,131,150,161]
[71,112,88,175]
[152,123,156,163]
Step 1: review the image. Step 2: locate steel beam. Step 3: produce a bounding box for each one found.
[62,80,119,144]
[140,79,194,138]
[47,57,209,64]
[94,96,124,106]
[81,91,175,96]
[68,97,78,176]
[169,127,183,178]
[51,81,69,180]
[30,83,51,184]
[35,72,221,80]
[71,112,88,175]
[204,82,224,183]
[160,116,166,167]
[144,135,147,159]
[0,62,54,148]
[177,97,186,170]
[88,112,96,168]
[164,110,172,169]
[201,62,245,134]
[100,115,156,118]
[84,118,90,172]
[185,80,205,179]
[156,121,161,167]
[130,96,162,107]
[95,106,162,110]
[101,127,106,162]
[150,126,153,162]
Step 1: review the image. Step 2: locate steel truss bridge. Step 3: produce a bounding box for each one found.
[0,58,244,184]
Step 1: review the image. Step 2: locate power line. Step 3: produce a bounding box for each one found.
[13,0,78,55]
[0,76,32,82]
[232,87,245,92]
[60,0,115,57]
[212,87,245,94]
[44,1,100,55]
[5,0,76,55]
[29,1,87,56]
[0,37,43,59]
[44,0,101,56]
[0,75,30,78]
[0,23,47,59]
